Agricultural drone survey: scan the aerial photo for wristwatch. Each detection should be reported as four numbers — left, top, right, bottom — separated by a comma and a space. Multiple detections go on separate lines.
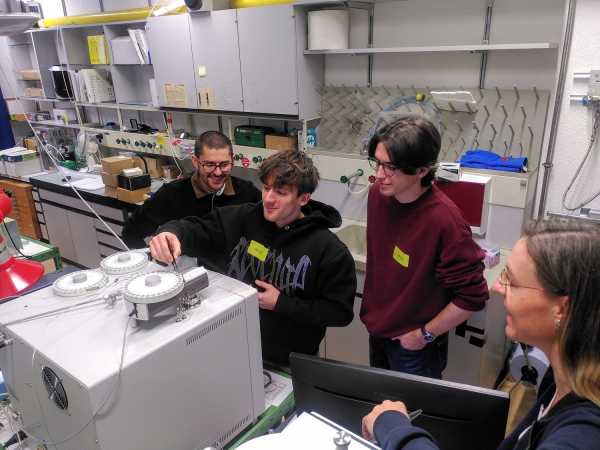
421, 326, 436, 343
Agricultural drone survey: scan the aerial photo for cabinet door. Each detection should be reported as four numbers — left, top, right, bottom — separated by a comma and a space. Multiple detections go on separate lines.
42, 203, 77, 263
146, 14, 198, 109
67, 211, 103, 269
237, 5, 299, 115
190, 10, 244, 112
323, 272, 369, 366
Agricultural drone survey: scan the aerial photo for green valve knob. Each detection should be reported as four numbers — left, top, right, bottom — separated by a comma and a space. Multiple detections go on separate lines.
340, 169, 364, 184
252, 156, 258, 163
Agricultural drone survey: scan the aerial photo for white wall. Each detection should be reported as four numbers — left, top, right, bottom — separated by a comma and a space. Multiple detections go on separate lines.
318, 0, 565, 221
539, 0, 600, 215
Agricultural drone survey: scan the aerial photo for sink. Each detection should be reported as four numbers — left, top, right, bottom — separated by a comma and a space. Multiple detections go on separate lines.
334, 224, 367, 271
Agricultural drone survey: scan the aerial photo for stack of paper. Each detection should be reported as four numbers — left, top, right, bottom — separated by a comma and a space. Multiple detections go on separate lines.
128, 29, 150, 65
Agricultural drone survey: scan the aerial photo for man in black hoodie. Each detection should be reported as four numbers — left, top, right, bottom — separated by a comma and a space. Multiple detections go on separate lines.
150, 150, 357, 365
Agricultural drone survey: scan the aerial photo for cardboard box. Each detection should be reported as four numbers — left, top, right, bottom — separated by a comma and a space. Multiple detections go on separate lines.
24, 87, 43, 98
104, 186, 118, 198
20, 69, 40, 80
117, 187, 150, 204
23, 138, 37, 151
101, 156, 134, 174
266, 134, 298, 151
133, 156, 163, 178
101, 172, 119, 187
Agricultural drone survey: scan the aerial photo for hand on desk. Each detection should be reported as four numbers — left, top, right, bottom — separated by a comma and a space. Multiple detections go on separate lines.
362, 400, 409, 441
149, 232, 181, 263
255, 279, 280, 310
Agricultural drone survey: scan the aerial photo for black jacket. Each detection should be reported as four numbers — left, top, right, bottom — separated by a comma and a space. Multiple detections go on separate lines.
122, 176, 261, 249
158, 200, 357, 364
373, 383, 600, 450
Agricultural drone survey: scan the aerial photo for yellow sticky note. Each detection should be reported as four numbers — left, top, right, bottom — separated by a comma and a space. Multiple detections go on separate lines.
393, 246, 410, 268
156, 134, 166, 145
248, 240, 269, 262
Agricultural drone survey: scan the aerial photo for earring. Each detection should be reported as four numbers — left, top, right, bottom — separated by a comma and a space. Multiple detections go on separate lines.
555, 318, 562, 330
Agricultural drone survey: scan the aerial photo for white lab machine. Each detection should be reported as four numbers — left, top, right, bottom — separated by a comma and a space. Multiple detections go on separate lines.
0, 256, 264, 450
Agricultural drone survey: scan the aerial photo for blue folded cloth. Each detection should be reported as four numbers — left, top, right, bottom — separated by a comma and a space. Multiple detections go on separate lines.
458, 149, 527, 173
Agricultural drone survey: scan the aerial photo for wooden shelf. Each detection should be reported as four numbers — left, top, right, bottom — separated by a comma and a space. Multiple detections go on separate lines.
304, 42, 559, 55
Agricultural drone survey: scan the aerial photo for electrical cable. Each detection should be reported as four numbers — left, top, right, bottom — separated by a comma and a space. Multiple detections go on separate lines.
1, 222, 31, 259
561, 103, 600, 211
263, 371, 272, 389
25, 315, 134, 447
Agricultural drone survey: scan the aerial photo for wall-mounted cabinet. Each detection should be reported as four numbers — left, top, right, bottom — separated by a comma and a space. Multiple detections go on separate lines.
189, 10, 244, 112
146, 14, 197, 109
147, 6, 323, 118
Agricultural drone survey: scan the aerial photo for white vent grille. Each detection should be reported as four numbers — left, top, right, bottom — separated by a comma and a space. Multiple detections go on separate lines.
217, 415, 251, 446
185, 306, 243, 346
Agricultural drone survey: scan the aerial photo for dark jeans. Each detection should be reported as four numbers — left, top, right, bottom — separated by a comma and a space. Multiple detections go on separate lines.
369, 333, 449, 379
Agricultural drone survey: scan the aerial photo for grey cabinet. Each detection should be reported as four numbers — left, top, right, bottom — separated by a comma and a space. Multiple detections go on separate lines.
146, 14, 198, 109
237, 5, 299, 115
43, 203, 77, 263
323, 272, 369, 366
189, 10, 244, 112
67, 211, 103, 268
146, 6, 322, 117
237, 4, 323, 118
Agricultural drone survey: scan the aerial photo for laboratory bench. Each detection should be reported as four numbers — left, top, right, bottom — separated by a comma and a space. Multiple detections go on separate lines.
27, 171, 146, 269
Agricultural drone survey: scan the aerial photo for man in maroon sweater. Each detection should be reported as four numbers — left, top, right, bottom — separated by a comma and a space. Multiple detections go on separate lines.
361, 115, 489, 379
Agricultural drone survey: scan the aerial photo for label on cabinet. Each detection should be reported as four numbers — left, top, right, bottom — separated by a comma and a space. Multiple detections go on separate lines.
164, 84, 187, 108
198, 87, 216, 109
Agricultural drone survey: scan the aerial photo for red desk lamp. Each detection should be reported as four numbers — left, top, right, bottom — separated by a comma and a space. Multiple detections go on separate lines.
0, 189, 44, 300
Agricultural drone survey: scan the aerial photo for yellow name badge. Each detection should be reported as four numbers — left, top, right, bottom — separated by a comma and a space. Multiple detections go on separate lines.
393, 246, 410, 268
248, 240, 269, 262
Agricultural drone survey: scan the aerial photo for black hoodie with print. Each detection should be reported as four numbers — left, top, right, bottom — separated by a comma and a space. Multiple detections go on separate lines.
158, 200, 357, 364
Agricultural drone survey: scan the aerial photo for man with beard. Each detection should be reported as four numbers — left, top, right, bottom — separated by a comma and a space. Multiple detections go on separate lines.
122, 131, 261, 251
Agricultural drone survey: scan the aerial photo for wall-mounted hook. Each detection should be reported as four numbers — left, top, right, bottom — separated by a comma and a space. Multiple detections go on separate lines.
500, 104, 508, 120
520, 105, 527, 120
483, 105, 490, 119
495, 86, 502, 99
513, 86, 520, 102
533, 86, 540, 103
449, 102, 457, 113
472, 122, 480, 135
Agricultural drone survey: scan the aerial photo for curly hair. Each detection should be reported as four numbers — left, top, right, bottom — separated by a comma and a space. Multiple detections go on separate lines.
258, 150, 319, 195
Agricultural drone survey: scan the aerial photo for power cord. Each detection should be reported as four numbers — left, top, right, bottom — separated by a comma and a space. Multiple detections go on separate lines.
561, 103, 600, 211
1, 222, 31, 260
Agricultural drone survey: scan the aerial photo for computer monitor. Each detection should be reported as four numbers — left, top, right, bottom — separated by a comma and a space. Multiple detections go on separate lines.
290, 353, 509, 450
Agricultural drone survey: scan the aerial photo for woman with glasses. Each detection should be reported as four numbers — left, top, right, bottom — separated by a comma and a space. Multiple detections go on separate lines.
362, 218, 600, 450
122, 130, 261, 251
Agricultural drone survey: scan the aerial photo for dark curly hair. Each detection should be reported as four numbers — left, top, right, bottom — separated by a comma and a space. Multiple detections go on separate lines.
258, 150, 319, 195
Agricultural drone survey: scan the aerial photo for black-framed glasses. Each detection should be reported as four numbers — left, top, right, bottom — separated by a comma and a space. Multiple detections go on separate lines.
498, 267, 544, 291
368, 157, 401, 177
199, 161, 233, 173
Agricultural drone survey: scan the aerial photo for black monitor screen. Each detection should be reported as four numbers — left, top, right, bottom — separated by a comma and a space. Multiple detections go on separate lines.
290, 353, 509, 450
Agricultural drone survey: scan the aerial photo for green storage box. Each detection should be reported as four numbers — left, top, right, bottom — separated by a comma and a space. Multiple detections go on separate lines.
234, 126, 274, 148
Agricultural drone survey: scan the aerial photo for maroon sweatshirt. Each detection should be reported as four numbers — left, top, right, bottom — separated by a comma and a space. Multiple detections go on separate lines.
360, 183, 489, 338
